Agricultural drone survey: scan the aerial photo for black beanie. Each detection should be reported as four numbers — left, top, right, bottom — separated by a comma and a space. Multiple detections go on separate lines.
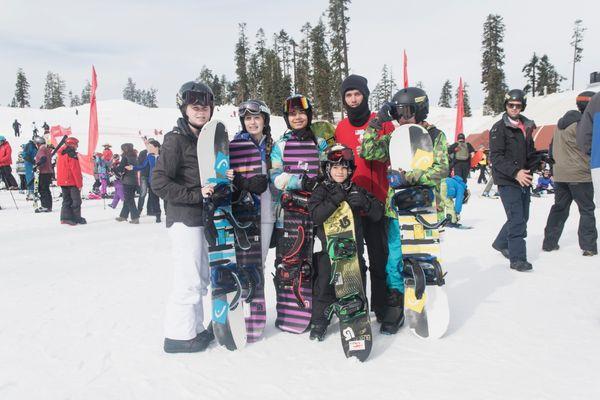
341, 74, 371, 127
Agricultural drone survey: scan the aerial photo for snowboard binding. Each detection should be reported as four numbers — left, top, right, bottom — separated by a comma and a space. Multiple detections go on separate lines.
281, 191, 310, 215
326, 293, 367, 323
403, 255, 446, 301
327, 237, 357, 261
210, 263, 243, 310
273, 260, 312, 308
392, 185, 434, 212
239, 264, 263, 303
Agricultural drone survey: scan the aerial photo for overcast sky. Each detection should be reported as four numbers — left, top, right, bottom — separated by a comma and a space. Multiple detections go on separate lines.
2, 0, 599, 110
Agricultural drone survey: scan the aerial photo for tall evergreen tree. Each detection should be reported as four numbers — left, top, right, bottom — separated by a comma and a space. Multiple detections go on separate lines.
295, 23, 312, 97
455, 81, 472, 117
438, 79, 453, 107
261, 48, 288, 115
43, 72, 66, 109
537, 54, 565, 95
234, 23, 251, 103
328, 0, 351, 113
570, 19, 585, 90
68, 91, 81, 107
522, 53, 539, 96
123, 78, 138, 102
13, 68, 30, 108
81, 81, 91, 104
481, 14, 507, 115
370, 64, 397, 110
310, 19, 334, 121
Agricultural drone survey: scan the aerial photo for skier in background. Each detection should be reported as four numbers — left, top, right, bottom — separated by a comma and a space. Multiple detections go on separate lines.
13, 119, 21, 137
22, 138, 38, 199
33, 136, 54, 212
136, 145, 150, 215
440, 175, 469, 228
532, 169, 555, 196
334, 74, 394, 323
56, 137, 85, 225
0, 136, 19, 190
109, 154, 124, 209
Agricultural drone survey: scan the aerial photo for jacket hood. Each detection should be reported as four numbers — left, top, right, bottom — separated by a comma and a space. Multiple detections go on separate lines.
557, 110, 581, 130
502, 113, 535, 130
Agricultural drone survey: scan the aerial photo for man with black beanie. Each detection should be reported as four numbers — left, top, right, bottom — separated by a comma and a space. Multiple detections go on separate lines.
334, 74, 394, 322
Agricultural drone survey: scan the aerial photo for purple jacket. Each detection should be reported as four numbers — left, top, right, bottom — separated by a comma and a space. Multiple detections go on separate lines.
34, 145, 54, 174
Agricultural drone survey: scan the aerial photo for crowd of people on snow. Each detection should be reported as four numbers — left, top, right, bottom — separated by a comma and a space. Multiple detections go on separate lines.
1, 76, 598, 354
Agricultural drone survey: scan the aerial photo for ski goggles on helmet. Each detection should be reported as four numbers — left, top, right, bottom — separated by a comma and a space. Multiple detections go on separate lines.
326, 146, 354, 163
239, 100, 270, 117
182, 90, 213, 107
284, 95, 310, 113
393, 103, 417, 120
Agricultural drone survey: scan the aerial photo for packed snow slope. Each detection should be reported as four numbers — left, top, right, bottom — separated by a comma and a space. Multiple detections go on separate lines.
1, 181, 599, 400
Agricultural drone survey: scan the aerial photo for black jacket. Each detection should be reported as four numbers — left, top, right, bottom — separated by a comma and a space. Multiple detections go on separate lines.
308, 181, 383, 260
151, 118, 204, 227
489, 113, 537, 187
116, 154, 138, 186
137, 150, 150, 178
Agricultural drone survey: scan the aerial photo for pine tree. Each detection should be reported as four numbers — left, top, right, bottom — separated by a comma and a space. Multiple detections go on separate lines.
310, 19, 334, 121
247, 28, 267, 99
142, 88, 158, 107
570, 19, 585, 90
81, 81, 91, 104
522, 53, 539, 96
328, 0, 351, 113
370, 65, 397, 110
43, 72, 65, 109
13, 68, 30, 108
438, 80, 453, 107
261, 48, 287, 115
123, 78, 138, 102
537, 54, 565, 95
455, 81, 472, 117
69, 91, 81, 107
295, 23, 312, 97
481, 14, 507, 115
234, 23, 251, 103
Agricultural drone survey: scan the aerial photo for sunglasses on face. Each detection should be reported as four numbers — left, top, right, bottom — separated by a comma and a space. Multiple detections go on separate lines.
507, 103, 522, 110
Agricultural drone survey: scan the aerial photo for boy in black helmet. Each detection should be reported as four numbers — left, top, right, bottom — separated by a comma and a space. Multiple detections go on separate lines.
152, 81, 232, 353
489, 89, 537, 272
307, 144, 383, 341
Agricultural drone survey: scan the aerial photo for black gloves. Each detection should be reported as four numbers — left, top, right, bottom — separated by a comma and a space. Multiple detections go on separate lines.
346, 189, 370, 211
233, 172, 269, 194
368, 102, 397, 130
327, 182, 346, 205
301, 175, 320, 192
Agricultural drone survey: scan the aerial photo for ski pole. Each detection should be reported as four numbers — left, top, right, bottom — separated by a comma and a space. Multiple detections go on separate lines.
8, 188, 18, 210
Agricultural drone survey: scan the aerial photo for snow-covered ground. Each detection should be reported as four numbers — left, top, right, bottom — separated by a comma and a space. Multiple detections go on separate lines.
1, 179, 600, 400
2, 90, 600, 399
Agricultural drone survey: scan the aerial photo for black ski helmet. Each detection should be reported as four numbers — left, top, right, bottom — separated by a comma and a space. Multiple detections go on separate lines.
504, 89, 528, 111
238, 99, 271, 136
176, 81, 215, 120
576, 91, 596, 113
322, 143, 355, 180
283, 94, 313, 130
391, 87, 429, 123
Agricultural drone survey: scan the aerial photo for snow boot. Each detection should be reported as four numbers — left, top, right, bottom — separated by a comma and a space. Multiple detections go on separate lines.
309, 323, 328, 342
492, 243, 510, 259
156, 214, 161, 223
61, 219, 77, 226
35, 207, 50, 213
76, 217, 87, 225
510, 260, 533, 272
380, 289, 405, 335
115, 217, 126, 222
542, 244, 559, 252
583, 250, 597, 256
129, 218, 139, 224
164, 325, 215, 354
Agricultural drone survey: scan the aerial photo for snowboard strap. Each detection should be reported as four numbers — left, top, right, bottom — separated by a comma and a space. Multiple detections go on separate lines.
407, 260, 426, 300
240, 264, 262, 303
327, 237, 357, 285
326, 293, 367, 323
210, 263, 243, 310
222, 209, 252, 250
281, 191, 310, 215
282, 225, 305, 261
274, 260, 311, 308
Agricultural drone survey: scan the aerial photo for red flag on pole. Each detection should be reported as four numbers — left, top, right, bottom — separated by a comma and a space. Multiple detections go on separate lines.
455, 77, 464, 142
403, 50, 409, 88
78, 66, 99, 175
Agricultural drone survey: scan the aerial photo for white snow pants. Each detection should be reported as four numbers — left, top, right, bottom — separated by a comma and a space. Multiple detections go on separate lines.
164, 223, 210, 340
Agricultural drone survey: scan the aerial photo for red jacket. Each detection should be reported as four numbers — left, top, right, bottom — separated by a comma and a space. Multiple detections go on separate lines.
0, 141, 12, 167
56, 147, 83, 189
102, 148, 113, 162
335, 113, 394, 203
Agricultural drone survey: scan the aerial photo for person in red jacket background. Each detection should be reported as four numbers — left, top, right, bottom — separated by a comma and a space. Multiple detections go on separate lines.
0, 136, 19, 189
56, 137, 85, 225
334, 74, 394, 322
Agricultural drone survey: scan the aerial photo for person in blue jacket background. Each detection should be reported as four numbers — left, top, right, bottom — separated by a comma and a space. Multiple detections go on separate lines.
441, 175, 469, 227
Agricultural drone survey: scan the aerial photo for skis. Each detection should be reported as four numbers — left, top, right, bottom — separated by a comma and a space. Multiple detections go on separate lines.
389, 124, 450, 340
324, 201, 372, 362
198, 119, 246, 351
